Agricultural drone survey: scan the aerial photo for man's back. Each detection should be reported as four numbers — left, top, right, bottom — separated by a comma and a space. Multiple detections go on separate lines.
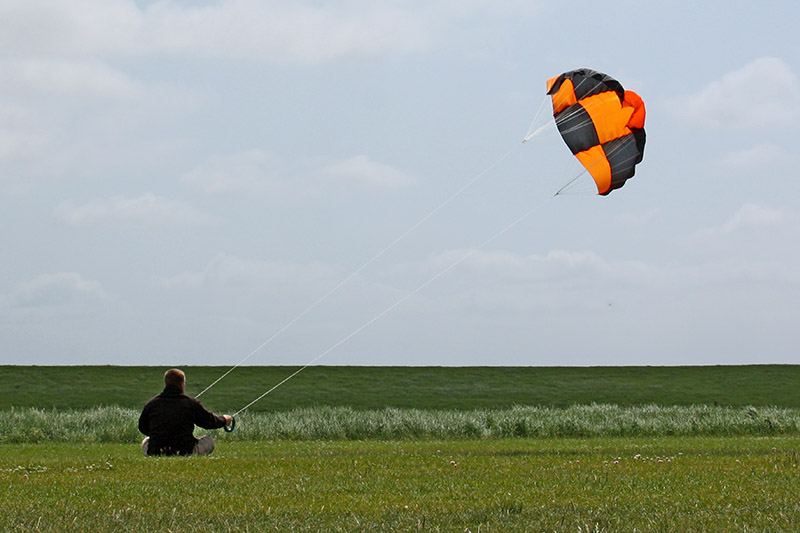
139, 385, 226, 455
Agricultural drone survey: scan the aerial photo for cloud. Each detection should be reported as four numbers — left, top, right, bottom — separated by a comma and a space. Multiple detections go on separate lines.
140, 0, 432, 64
183, 151, 416, 196
12, 272, 110, 308
0, 127, 44, 162
385, 247, 655, 314
717, 143, 791, 170
2, 58, 144, 99
180, 150, 286, 194
686, 204, 800, 281
678, 57, 800, 130
0, 0, 141, 57
318, 155, 416, 189
392, 237, 800, 320
54, 193, 213, 227
0, 0, 539, 64
163, 253, 337, 290
694, 203, 793, 240
0, 58, 206, 192
0, 103, 47, 159
426, 248, 648, 284
613, 208, 662, 228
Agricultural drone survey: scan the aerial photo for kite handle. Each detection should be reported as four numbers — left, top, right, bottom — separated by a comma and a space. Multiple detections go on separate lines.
224, 416, 235, 433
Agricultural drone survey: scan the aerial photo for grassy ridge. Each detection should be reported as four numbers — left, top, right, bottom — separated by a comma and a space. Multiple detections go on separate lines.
3, 438, 799, 531
3, 405, 800, 444
2, 365, 799, 412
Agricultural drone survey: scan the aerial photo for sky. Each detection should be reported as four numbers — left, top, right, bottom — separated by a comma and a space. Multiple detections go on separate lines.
1, 0, 799, 368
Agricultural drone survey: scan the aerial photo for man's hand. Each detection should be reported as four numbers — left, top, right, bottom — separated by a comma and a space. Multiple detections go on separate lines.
223, 415, 233, 426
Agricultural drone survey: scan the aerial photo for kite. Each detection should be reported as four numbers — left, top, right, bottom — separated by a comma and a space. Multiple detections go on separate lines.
547, 68, 646, 195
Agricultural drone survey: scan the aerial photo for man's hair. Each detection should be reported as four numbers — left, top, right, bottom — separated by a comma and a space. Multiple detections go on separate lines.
164, 368, 186, 388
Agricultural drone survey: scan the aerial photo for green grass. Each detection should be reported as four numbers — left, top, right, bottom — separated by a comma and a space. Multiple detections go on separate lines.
2, 365, 799, 412
2, 437, 799, 531
3, 366, 799, 530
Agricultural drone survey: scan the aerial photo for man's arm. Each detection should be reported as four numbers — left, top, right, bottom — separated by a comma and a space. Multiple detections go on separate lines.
191, 398, 229, 430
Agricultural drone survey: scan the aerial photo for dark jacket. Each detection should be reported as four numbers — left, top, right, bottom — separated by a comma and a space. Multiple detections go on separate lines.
138, 385, 226, 455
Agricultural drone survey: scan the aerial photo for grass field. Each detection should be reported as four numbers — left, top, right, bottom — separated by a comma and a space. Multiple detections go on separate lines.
2, 365, 799, 530
3, 437, 799, 531
2, 364, 799, 412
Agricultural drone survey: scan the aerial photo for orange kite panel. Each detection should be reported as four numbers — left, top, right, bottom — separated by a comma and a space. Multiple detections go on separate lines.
580, 92, 633, 145
575, 145, 612, 195
548, 78, 577, 115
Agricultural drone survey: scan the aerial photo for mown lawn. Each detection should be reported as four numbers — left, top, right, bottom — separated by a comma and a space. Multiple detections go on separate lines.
2, 437, 799, 531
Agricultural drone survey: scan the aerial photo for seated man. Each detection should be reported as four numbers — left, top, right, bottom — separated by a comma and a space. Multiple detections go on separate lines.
139, 368, 232, 456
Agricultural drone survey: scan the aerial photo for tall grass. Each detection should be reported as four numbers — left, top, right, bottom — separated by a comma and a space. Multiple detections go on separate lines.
2, 404, 799, 443
0, 406, 136, 444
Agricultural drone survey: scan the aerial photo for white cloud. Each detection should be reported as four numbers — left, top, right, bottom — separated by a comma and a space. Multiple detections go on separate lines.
163, 253, 337, 290
318, 155, 416, 189
717, 143, 791, 170
613, 208, 662, 228
426, 248, 648, 284
0, 0, 539, 64
0, 128, 44, 162
181, 149, 286, 194
183, 151, 416, 196
0, 103, 46, 162
685, 204, 800, 284
678, 57, 800, 129
388, 247, 655, 314
54, 193, 213, 227
142, 0, 540, 64
394, 239, 800, 319
12, 272, 110, 308
2, 58, 144, 99
0, 57, 206, 192
694, 203, 792, 240
0, 0, 141, 57
140, 0, 432, 64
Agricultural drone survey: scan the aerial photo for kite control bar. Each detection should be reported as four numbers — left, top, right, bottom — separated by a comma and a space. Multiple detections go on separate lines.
224, 416, 236, 433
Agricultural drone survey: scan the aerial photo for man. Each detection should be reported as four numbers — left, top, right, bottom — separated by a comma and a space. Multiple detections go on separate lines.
139, 368, 232, 456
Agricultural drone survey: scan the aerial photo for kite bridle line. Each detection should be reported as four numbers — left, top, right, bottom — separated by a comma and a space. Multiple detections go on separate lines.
522, 95, 551, 142
196, 100, 552, 401
554, 172, 588, 196
554, 134, 646, 196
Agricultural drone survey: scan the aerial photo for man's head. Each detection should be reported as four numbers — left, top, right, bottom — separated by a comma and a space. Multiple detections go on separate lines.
164, 368, 186, 391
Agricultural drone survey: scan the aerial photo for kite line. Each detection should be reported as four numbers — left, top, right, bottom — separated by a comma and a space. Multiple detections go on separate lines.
228, 158, 610, 416
197, 94, 617, 404
230, 192, 558, 417
196, 105, 554, 400
202, 68, 647, 420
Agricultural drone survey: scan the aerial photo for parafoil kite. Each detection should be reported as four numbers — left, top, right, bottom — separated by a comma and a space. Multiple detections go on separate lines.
547, 68, 646, 195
